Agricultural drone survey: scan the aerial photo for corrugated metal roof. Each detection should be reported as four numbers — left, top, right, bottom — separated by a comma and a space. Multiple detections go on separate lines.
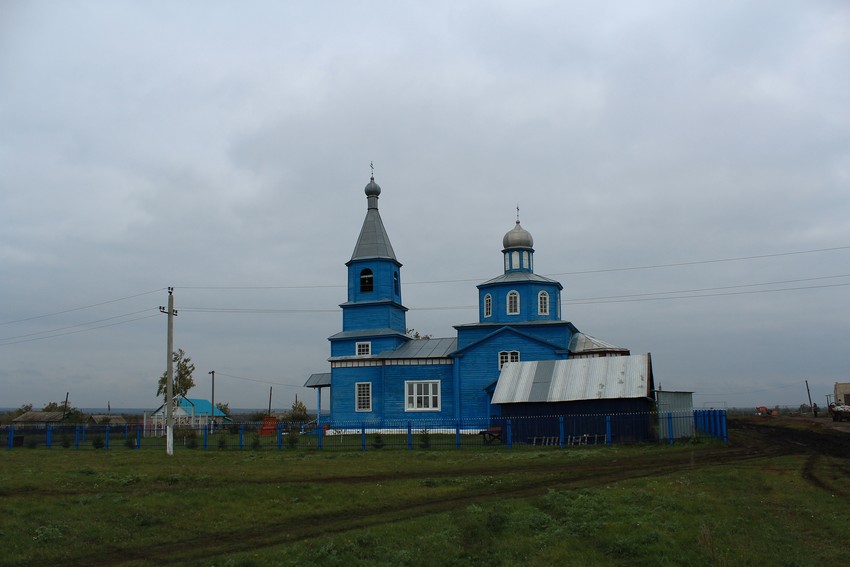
375, 337, 457, 359
569, 332, 629, 354
305, 372, 331, 388
492, 354, 652, 404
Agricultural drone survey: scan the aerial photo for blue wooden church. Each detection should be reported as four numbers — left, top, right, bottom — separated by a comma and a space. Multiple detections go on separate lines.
306, 175, 648, 424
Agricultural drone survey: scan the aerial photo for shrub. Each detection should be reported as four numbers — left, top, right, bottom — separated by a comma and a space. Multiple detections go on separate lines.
419, 429, 431, 449
60, 435, 71, 448
287, 430, 300, 449
372, 433, 385, 449
218, 435, 227, 450
125, 436, 137, 449
92, 436, 104, 450
250, 433, 262, 450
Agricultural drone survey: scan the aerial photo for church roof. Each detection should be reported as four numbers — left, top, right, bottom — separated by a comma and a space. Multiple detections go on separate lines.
569, 332, 629, 355
349, 176, 397, 262
478, 271, 562, 287
375, 337, 457, 359
492, 354, 653, 404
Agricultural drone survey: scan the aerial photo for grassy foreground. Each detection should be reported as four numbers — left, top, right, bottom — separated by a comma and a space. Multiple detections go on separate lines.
1, 426, 848, 566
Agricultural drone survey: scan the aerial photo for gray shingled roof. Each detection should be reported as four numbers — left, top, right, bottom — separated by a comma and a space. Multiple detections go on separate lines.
350, 208, 397, 262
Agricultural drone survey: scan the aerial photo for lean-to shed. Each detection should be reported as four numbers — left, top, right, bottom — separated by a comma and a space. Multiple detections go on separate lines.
492, 354, 655, 442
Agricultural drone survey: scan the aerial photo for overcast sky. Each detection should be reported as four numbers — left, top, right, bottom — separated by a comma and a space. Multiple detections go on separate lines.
1, 1, 848, 412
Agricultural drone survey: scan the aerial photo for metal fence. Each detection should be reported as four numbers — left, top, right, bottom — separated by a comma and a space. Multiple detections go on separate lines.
4, 410, 726, 451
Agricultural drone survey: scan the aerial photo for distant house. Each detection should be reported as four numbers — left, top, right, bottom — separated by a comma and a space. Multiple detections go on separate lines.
11, 411, 66, 428
146, 396, 229, 435
88, 414, 128, 426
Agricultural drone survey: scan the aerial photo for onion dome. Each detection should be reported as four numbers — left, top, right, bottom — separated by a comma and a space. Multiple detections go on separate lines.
502, 220, 534, 249
365, 176, 381, 197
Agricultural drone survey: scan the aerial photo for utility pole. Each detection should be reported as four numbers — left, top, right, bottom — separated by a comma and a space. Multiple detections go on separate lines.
805, 379, 813, 414
208, 370, 215, 433
159, 288, 177, 456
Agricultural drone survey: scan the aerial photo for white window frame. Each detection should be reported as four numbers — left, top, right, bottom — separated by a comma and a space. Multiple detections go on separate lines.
498, 350, 520, 370
405, 380, 441, 412
355, 382, 372, 412
356, 341, 371, 357
484, 294, 492, 318
538, 291, 549, 315
507, 290, 519, 315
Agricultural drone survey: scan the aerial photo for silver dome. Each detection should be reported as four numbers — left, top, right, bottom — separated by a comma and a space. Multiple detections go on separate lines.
502, 221, 533, 249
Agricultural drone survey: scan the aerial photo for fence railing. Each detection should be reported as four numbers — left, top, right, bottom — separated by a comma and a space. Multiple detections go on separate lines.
4, 410, 726, 451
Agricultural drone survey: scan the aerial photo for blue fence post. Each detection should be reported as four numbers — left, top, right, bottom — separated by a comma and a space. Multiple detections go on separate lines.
124, 424, 129, 441
667, 412, 674, 446
105, 425, 110, 450
7, 425, 14, 450
605, 415, 612, 446
277, 423, 283, 450
506, 419, 512, 449
721, 410, 728, 444
203, 423, 208, 450
75, 426, 80, 449
361, 423, 366, 451
136, 426, 141, 449
559, 416, 565, 448
318, 423, 323, 450
455, 422, 461, 449
407, 422, 413, 450
46, 425, 52, 449
239, 424, 244, 450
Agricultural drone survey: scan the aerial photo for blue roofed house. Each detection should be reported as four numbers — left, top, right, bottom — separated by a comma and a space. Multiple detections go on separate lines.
306, 174, 655, 427
147, 396, 230, 435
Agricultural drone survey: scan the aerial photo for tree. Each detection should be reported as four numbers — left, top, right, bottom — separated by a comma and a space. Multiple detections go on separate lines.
156, 348, 196, 402
287, 399, 309, 422
41, 401, 87, 422
215, 402, 231, 418
406, 328, 432, 340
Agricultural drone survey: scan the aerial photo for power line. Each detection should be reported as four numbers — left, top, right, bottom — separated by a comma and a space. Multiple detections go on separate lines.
0, 288, 165, 326
566, 282, 850, 305
215, 372, 306, 389
0, 309, 157, 342
0, 313, 160, 347
173, 244, 850, 288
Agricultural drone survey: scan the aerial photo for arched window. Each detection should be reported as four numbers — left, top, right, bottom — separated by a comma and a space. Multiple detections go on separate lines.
507, 291, 519, 315
538, 291, 549, 315
498, 350, 520, 369
360, 269, 373, 293
393, 272, 399, 295
484, 294, 492, 318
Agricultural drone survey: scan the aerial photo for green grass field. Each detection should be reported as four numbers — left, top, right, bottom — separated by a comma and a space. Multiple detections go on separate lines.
1, 419, 848, 566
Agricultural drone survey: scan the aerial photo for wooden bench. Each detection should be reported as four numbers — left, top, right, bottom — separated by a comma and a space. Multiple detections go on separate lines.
479, 426, 502, 444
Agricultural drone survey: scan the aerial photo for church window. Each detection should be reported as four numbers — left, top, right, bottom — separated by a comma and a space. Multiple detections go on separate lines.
504, 254, 510, 271
511, 251, 520, 270
498, 350, 520, 370
484, 294, 492, 318
507, 291, 519, 315
393, 272, 399, 295
538, 291, 549, 315
405, 381, 441, 411
356, 342, 371, 357
360, 269, 373, 292
522, 251, 529, 269
355, 382, 372, 412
